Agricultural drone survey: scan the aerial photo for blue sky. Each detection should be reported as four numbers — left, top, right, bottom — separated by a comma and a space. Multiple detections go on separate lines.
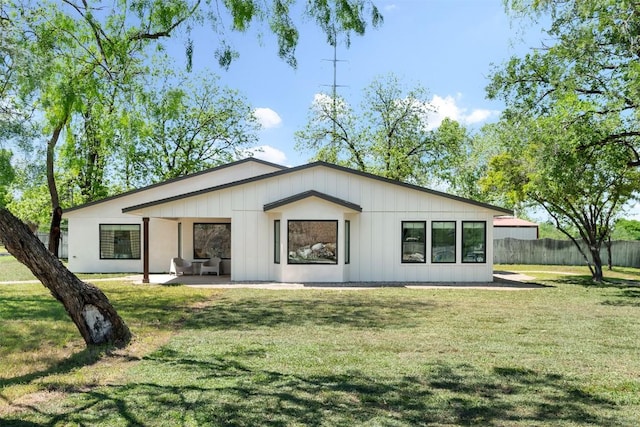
171, 0, 544, 167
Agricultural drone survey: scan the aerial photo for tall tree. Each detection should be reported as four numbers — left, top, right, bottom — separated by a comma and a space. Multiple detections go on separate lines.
295, 73, 463, 186
0, 0, 382, 347
482, 113, 640, 281
489, 0, 640, 166
122, 73, 260, 186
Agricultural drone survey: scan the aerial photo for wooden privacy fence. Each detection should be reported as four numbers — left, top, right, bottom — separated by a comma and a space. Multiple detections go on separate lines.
494, 238, 640, 268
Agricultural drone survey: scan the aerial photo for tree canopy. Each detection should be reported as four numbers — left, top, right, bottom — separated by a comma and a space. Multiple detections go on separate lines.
489, 0, 640, 166
295, 73, 464, 186
482, 113, 640, 281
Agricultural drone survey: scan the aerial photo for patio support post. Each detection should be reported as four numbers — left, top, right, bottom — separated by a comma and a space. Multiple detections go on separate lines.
143, 217, 149, 283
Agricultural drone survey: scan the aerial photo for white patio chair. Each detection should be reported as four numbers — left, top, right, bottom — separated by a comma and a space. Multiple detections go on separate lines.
200, 257, 221, 276
169, 257, 193, 275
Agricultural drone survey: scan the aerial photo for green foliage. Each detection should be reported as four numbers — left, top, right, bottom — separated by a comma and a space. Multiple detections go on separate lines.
7, 184, 53, 230
2, 0, 383, 211
482, 113, 640, 280
0, 149, 15, 208
612, 218, 640, 241
295, 73, 464, 186
487, 0, 640, 280
492, 0, 640, 167
447, 123, 520, 207
117, 72, 260, 187
538, 221, 573, 239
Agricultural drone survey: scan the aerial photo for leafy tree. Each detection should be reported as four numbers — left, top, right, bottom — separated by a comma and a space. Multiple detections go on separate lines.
0, 0, 382, 348
612, 219, 640, 241
121, 73, 260, 187
482, 114, 640, 281
489, 0, 640, 167
447, 123, 517, 207
538, 221, 573, 240
295, 73, 463, 186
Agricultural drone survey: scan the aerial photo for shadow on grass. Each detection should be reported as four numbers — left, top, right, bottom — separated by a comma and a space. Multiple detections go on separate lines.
0, 346, 107, 389
551, 276, 640, 307
0, 294, 70, 322
1, 353, 621, 426
182, 294, 440, 330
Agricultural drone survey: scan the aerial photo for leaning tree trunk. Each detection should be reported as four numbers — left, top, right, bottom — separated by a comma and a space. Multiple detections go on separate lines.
0, 208, 131, 347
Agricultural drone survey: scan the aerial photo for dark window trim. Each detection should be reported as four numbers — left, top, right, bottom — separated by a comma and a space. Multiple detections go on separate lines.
99, 223, 141, 260
193, 222, 231, 260
431, 221, 457, 264
345, 220, 351, 265
401, 221, 426, 264
274, 220, 281, 264
461, 221, 487, 264
287, 220, 338, 265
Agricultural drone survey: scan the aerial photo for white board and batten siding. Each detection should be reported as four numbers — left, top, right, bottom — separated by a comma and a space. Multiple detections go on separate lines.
65, 160, 509, 282
125, 164, 500, 282
65, 159, 283, 273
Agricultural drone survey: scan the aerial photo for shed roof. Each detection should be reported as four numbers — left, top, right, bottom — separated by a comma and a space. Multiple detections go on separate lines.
493, 216, 538, 227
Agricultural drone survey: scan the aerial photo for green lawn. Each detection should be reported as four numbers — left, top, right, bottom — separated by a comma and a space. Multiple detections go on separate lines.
0, 264, 639, 425
0, 252, 126, 282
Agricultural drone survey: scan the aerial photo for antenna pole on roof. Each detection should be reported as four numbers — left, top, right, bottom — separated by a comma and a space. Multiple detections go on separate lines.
322, 26, 347, 145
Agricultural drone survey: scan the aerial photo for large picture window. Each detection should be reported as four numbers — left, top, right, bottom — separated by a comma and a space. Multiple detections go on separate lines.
194, 223, 231, 259
288, 220, 338, 264
100, 224, 141, 259
432, 221, 456, 263
462, 221, 486, 263
402, 221, 426, 263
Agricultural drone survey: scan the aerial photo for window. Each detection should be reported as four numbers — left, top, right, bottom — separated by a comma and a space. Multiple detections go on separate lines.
345, 220, 351, 264
274, 220, 281, 264
288, 220, 338, 264
402, 221, 426, 263
462, 221, 486, 263
194, 223, 231, 259
432, 221, 456, 263
100, 224, 141, 259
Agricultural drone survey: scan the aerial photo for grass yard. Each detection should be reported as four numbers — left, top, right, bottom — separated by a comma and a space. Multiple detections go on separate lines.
0, 251, 125, 282
0, 263, 639, 425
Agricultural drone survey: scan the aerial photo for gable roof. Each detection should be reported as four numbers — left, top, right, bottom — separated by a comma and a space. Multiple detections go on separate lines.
122, 161, 512, 215
263, 190, 363, 212
65, 157, 287, 213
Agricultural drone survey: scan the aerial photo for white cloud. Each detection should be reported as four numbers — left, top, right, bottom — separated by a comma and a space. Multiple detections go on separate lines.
427, 94, 499, 130
253, 107, 282, 129
312, 93, 348, 111
244, 145, 288, 165
384, 4, 397, 12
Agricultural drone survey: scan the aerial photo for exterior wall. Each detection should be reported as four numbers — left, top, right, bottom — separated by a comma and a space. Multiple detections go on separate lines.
494, 226, 538, 240
68, 216, 176, 273
67, 163, 504, 282
349, 212, 495, 283
65, 160, 280, 274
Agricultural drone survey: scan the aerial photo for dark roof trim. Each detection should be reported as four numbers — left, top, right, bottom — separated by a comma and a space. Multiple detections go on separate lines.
65, 157, 287, 213
123, 161, 512, 215
264, 190, 362, 212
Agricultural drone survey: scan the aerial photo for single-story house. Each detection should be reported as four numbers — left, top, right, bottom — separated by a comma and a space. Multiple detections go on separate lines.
65, 158, 512, 283
493, 216, 539, 240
